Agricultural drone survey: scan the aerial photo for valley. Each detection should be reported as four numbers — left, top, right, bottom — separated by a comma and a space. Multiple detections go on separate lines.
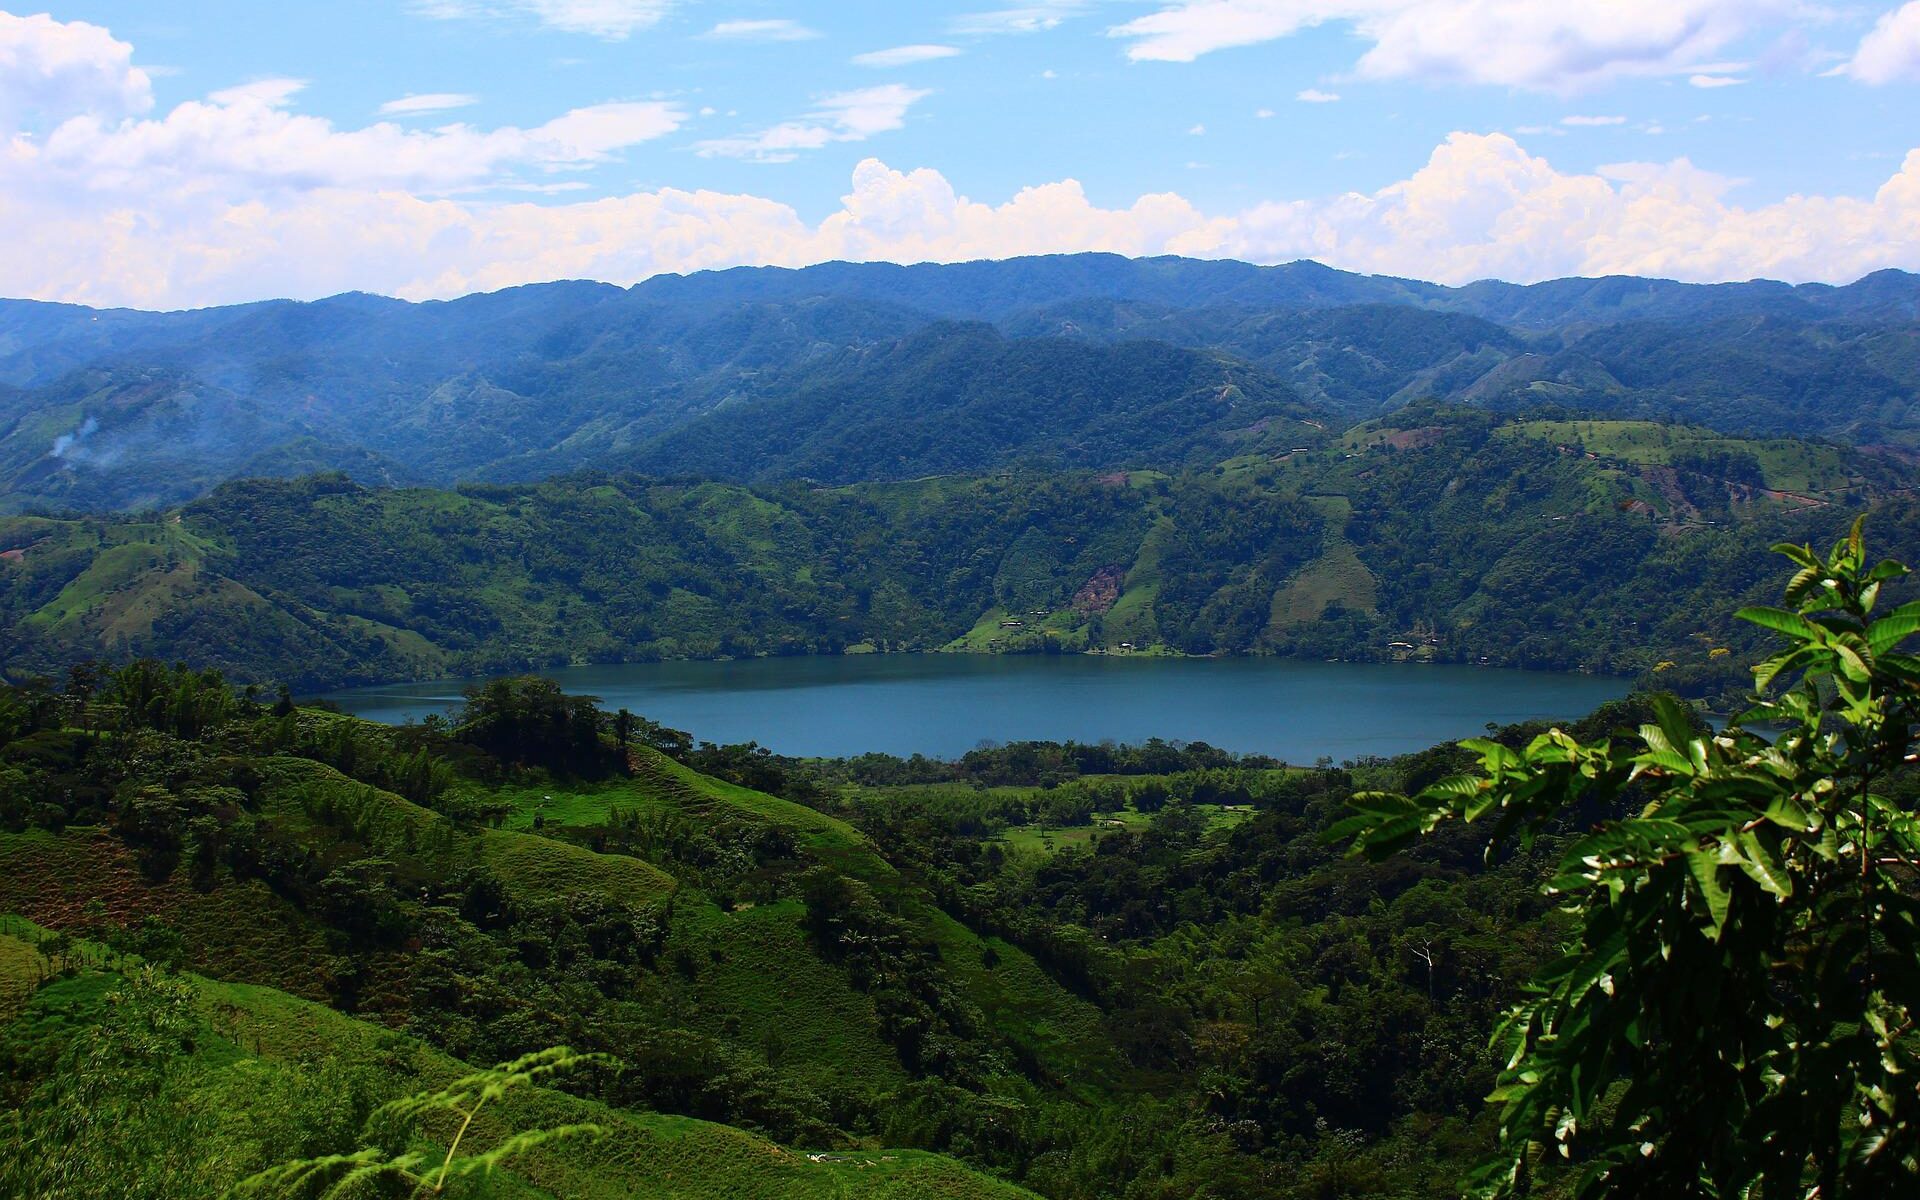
4, 257, 1920, 1200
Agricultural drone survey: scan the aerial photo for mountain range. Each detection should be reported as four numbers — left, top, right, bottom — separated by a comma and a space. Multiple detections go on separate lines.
3, 254, 1919, 512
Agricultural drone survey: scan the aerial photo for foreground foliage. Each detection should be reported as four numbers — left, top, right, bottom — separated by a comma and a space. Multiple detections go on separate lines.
1339, 520, 1920, 1196
241, 1047, 607, 1199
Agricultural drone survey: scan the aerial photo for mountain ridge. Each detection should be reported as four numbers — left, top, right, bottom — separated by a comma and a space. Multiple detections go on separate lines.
3, 253, 1920, 514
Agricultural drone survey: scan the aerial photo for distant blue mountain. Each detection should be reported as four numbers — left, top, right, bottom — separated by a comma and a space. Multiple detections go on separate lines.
1, 254, 1917, 510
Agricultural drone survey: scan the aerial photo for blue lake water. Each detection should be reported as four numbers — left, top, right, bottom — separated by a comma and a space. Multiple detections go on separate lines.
319, 654, 1629, 762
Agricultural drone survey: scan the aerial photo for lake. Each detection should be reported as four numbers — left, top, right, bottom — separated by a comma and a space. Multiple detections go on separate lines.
319, 654, 1628, 762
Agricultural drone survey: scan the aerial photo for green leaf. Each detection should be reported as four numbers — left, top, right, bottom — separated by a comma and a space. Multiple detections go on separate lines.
1769, 541, 1818, 568
1735, 606, 1822, 643
1685, 848, 1732, 935
1867, 608, 1920, 656
1732, 831, 1792, 899
1761, 793, 1816, 833
1783, 565, 1824, 605
1649, 694, 1698, 757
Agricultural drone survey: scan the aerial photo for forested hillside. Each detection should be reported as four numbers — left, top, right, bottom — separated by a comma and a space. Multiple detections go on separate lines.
4, 254, 1919, 511
0, 659, 1688, 1199
4, 409, 1913, 697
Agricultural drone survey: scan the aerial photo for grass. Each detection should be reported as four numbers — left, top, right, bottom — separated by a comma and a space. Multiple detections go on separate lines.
479, 828, 678, 905
1269, 539, 1378, 627
997, 804, 1253, 856
1098, 514, 1177, 649
1497, 419, 1871, 494
1266, 493, 1377, 627
0, 828, 339, 1001
24, 538, 183, 631
453, 749, 1120, 1090
0, 931, 42, 1025
0, 726, 1125, 1177
999, 816, 1138, 855
623, 752, 1123, 1086
669, 899, 914, 1095
1, 956, 1040, 1200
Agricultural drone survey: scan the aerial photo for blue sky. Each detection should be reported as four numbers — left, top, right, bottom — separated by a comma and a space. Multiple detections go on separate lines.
5, 2, 1920, 306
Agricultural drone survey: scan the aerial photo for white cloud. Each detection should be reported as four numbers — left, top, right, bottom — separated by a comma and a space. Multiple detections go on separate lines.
1255, 107, 1276, 117
11, 132, 1920, 311
6, 11, 1920, 311
410, 0, 676, 40
1108, 1, 1777, 93
853, 44, 963, 68
1561, 115, 1627, 126
704, 19, 820, 41
695, 84, 930, 162
950, 3, 1091, 36
379, 92, 482, 116
1689, 73, 1745, 87
1189, 123, 1207, 134
1297, 88, 1340, 102
0, 10, 152, 128
1840, 1, 1920, 84
5, 71, 681, 197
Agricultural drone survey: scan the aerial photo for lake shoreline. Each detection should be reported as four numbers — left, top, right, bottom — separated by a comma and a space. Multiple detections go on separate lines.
318, 653, 1633, 764
303, 642, 1640, 704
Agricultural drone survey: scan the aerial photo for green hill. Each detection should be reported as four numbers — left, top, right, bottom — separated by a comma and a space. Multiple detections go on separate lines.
0, 666, 1130, 1198
6, 660, 1734, 1198
4, 410, 1916, 701
0, 920, 1036, 1199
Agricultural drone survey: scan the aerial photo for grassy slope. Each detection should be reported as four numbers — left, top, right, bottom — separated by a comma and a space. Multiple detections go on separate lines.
1269, 495, 1379, 627
629, 751, 1120, 1088
0, 727, 1120, 1185
1496, 419, 1874, 495
0, 935, 1037, 1200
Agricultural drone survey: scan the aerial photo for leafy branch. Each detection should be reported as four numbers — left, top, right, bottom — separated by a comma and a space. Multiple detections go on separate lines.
1333, 517, 1920, 1198
238, 1047, 610, 1199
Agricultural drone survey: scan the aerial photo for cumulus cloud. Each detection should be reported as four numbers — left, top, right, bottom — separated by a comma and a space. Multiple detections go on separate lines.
1108, 1, 1777, 92
1689, 73, 1745, 87
6, 79, 681, 196
1840, 1, 1920, 84
10, 131, 1920, 311
853, 44, 963, 68
410, 0, 676, 40
695, 84, 930, 162
704, 19, 820, 41
5, 9, 1920, 311
0, 9, 152, 127
379, 92, 481, 116
1561, 115, 1627, 126
1297, 88, 1340, 102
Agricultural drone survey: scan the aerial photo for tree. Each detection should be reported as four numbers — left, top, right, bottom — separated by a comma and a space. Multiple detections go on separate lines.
454, 677, 616, 777
1336, 518, 1920, 1197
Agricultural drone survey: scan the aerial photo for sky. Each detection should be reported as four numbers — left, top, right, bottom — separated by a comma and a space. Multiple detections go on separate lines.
3, 1, 1920, 308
